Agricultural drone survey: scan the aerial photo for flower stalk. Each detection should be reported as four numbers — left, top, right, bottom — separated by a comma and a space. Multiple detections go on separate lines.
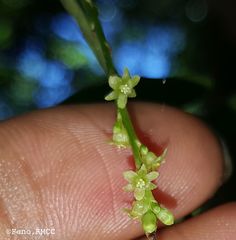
61, 0, 174, 235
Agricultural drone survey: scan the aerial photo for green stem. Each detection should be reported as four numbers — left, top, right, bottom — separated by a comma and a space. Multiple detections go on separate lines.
118, 108, 142, 169
61, 0, 142, 169
60, 0, 116, 76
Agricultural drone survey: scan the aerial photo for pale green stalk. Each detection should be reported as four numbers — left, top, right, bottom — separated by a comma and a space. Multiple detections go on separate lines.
60, 0, 115, 77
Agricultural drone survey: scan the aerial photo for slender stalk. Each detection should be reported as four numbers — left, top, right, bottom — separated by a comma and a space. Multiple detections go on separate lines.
60, 0, 116, 76
118, 108, 142, 169
61, 0, 142, 169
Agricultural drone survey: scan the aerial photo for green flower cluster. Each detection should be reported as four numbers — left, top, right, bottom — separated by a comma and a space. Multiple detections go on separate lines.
139, 144, 167, 172
105, 68, 174, 235
126, 197, 174, 234
123, 143, 174, 234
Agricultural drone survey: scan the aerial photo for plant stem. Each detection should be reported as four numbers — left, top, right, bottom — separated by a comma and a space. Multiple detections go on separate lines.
61, 0, 142, 169
118, 108, 142, 169
60, 0, 116, 76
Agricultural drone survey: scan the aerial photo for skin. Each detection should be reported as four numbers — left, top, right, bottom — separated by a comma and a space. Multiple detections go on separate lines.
0, 103, 235, 240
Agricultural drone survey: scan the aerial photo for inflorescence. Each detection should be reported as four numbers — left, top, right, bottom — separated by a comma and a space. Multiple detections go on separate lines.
105, 68, 174, 236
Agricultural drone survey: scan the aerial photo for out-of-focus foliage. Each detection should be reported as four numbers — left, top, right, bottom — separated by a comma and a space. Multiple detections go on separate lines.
0, 0, 235, 205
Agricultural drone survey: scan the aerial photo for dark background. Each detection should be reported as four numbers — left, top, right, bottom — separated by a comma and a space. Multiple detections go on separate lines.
0, 0, 235, 213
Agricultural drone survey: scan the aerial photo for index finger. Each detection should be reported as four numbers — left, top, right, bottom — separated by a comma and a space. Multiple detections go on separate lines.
0, 103, 223, 239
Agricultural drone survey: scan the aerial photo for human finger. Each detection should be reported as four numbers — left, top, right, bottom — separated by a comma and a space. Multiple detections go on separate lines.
0, 103, 224, 239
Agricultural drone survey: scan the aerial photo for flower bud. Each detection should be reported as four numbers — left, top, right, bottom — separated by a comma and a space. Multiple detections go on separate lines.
112, 119, 129, 147
140, 145, 148, 155
146, 152, 157, 164
141, 211, 157, 234
156, 207, 174, 225
156, 148, 167, 164
131, 200, 149, 218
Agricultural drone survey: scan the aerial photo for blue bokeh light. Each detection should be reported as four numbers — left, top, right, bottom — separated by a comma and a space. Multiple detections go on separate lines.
50, 13, 104, 75
101, 10, 123, 42
146, 25, 186, 54
34, 85, 73, 108
114, 24, 186, 79
17, 37, 75, 108
98, 1, 118, 22
16, 6, 186, 111
97, 0, 124, 42
0, 100, 13, 120
114, 42, 142, 75
17, 49, 46, 79
79, 45, 104, 75
17, 38, 46, 79
37, 60, 73, 88
51, 13, 86, 44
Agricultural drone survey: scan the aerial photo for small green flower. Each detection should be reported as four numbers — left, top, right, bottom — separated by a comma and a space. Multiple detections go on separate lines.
125, 197, 150, 219
156, 207, 174, 225
123, 164, 158, 200
140, 145, 167, 171
105, 68, 140, 109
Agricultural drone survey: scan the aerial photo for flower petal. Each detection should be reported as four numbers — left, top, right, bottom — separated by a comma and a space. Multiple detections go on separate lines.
123, 171, 137, 182
139, 164, 147, 175
134, 187, 145, 200
108, 75, 121, 89
130, 75, 140, 87
156, 148, 167, 163
105, 91, 117, 101
146, 171, 159, 181
123, 183, 134, 192
132, 200, 149, 217
128, 89, 136, 98
149, 182, 157, 190
145, 151, 157, 165
117, 93, 127, 109
123, 68, 131, 80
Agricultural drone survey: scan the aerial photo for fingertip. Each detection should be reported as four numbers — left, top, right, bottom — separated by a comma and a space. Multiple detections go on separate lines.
159, 202, 236, 240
